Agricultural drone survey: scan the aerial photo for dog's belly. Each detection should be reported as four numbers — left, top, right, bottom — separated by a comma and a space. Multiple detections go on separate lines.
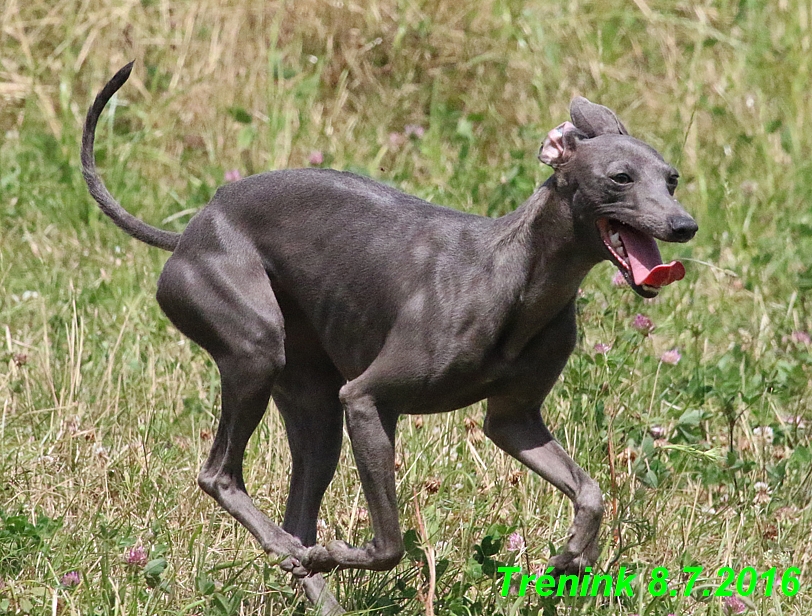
396, 381, 501, 416
376, 342, 560, 416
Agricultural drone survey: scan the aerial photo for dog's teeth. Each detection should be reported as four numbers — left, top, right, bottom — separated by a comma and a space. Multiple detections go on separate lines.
616, 245, 626, 257
610, 232, 621, 247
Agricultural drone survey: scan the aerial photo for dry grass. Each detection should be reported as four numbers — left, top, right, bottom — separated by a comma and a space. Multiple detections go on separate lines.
1, 0, 811, 614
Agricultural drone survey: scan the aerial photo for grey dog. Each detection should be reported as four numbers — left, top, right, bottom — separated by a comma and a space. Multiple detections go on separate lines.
82, 62, 697, 613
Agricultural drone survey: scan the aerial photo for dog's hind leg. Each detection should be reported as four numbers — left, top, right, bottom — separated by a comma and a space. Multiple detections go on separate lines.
156, 247, 307, 566
273, 362, 345, 614
273, 366, 344, 547
157, 248, 346, 614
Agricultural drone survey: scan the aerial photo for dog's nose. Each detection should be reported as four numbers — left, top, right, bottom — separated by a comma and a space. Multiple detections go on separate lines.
668, 216, 698, 242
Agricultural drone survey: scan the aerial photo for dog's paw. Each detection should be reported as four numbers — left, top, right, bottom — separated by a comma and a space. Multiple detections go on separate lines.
279, 555, 310, 578
301, 543, 343, 573
300, 539, 403, 572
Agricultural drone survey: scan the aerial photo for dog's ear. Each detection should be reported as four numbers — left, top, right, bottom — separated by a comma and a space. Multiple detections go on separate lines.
569, 97, 628, 137
538, 121, 581, 168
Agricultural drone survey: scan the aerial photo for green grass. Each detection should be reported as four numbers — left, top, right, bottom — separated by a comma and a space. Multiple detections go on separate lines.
1, 0, 810, 614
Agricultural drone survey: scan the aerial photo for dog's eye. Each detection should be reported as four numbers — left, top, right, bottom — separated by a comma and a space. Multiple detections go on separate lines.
667, 174, 679, 193
611, 173, 633, 185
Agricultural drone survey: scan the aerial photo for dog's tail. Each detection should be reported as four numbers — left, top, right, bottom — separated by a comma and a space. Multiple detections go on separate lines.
81, 62, 180, 252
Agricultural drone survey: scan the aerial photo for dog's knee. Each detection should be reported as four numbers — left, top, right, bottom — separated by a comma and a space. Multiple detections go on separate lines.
338, 381, 361, 406
223, 329, 285, 374
338, 382, 376, 418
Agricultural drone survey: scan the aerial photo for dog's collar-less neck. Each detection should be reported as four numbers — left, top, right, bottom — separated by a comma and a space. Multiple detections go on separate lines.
493, 185, 595, 358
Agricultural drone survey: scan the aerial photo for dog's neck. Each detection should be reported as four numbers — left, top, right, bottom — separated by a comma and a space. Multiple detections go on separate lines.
494, 180, 599, 358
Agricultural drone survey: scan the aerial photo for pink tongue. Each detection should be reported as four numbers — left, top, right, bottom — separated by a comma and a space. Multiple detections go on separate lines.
618, 226, 685, 288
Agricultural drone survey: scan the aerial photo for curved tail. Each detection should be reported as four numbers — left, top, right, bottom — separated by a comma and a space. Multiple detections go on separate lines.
81, 62, 180, 252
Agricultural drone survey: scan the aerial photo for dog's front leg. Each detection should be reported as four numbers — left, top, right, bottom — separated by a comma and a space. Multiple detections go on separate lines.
484, 399, 603, 575
483, 303, 603, 575
303, 380, 405, 572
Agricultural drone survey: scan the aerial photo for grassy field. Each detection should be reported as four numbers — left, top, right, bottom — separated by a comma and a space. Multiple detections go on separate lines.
1, 0, 810, 614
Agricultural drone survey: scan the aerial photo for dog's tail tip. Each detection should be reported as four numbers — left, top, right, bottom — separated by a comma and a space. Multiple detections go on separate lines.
82, 59, 181, 253
113, 61, 135, 85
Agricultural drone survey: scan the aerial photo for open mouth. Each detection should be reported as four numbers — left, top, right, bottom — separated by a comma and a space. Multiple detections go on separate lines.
597, 218, 685, 297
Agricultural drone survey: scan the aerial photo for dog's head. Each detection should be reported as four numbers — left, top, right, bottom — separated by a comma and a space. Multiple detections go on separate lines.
539, 97, 697, 298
